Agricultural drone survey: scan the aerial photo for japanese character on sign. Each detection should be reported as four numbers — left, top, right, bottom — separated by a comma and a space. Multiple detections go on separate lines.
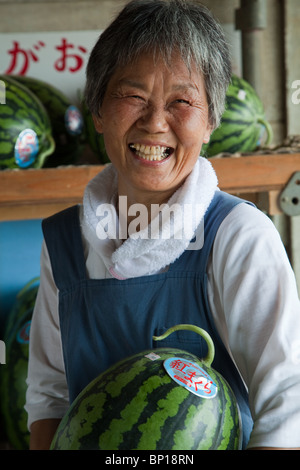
4, 37, 88, 76
54, 38, 88, 73
5, 40, 45, 75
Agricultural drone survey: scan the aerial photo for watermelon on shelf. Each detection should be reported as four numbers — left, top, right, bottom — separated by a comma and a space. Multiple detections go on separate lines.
0, 278, 39, 450
11, 76, 85, 167
51, 324, 241, 450
202, 75, 273, 157
0, 75, 55, 169
81, 101, 110, 164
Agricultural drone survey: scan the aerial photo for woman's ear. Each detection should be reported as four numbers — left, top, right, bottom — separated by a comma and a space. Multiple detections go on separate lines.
92, 114, 103, 133
203, 125, 213, 144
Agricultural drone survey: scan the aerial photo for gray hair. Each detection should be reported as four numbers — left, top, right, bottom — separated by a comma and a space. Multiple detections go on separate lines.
85, 0, 232, 129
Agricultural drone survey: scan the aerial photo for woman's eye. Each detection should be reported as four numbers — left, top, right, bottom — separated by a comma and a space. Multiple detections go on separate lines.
175, 99, 190, 105
129, 95, 144, 101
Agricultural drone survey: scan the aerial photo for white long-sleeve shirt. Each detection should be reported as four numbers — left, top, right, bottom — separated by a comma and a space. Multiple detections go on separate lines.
25, 159, 300, 449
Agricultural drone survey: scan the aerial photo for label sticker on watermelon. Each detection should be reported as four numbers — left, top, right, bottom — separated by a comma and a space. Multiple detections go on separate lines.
145, 352, 161, 361
16, 320, 31, 344
65, 105, 83, 135
238, 89, 247, 100
14, 129, 39, 168
164, 357, 217, 399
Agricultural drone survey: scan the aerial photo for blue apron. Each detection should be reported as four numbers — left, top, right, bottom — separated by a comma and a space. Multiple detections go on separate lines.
42, 190, 253, 448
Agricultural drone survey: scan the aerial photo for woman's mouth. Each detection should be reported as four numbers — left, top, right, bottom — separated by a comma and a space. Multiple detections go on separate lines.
129, 143, 173, 161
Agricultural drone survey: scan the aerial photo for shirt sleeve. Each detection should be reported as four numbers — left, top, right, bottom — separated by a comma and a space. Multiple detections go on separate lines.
25, 240, 69, 430
207, 202, 300, 449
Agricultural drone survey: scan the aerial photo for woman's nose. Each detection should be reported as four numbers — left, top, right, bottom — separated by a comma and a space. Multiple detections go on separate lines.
136, 104, 169, 133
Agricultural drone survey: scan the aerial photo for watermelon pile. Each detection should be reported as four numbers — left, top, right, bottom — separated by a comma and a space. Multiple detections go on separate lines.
203, 75, 273, 157
0, 75, 55, 169
12, 76, 85, 167
51, 324, 241, 450
0, 75, 86, 169
0, 73, 110, 169
0, 278, 39, 449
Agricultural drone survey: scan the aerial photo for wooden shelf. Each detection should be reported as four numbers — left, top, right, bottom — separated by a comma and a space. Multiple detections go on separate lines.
1, 153, 300, 221
0, 165, 105, 220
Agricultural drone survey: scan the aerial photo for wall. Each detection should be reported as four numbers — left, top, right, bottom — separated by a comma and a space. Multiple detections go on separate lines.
0, 0, 128, 32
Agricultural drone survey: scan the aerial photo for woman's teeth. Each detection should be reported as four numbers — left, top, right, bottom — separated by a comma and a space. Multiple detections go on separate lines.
129, 143, 171, 161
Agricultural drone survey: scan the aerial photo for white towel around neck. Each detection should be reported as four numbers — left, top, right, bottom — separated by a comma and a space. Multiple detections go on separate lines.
82, 156, 218, 279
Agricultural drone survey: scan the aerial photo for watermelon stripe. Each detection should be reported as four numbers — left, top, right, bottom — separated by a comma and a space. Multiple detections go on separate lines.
221, 118, 256, 126
175, 397, 216, 450
5, 89, 45, 121
0, 109, 14, 118
136, 380, 188, 450
209, 130, 257, 152
0, 135, 15, 145
174, 403, 204, 449
216, 375, 241, 449
105, 358, 147, 397
12, 76, 71, 110
100, 374, 168, 449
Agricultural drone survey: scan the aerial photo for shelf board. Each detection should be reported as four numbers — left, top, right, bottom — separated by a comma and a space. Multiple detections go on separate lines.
0, 165, 105, 220
211, 152, 300, 193
1, 153, 300, 220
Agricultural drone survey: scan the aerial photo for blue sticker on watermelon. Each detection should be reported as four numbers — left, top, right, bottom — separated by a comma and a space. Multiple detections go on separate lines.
14, 129, 39, 168
64, 105, 83, 135
164, 357, 218, 399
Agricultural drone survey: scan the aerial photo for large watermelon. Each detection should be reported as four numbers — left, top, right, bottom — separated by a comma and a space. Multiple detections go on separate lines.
0, 278, 39, 449
203, 75, 273, 157
0, 75, 55, 169
11, 76, 85, 167
51, 324, 241, 450
81, 101, 110, 164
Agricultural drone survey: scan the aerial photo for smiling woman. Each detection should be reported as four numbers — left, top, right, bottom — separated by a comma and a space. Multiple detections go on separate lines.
91, 52, 212, 203
26, 0, 300, 452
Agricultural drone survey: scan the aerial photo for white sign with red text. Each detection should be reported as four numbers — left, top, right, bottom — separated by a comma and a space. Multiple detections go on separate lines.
0, 31, 100, 103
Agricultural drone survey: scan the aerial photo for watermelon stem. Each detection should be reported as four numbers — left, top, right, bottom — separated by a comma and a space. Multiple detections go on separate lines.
153, 324, 215, 367
257, 117, 273, 146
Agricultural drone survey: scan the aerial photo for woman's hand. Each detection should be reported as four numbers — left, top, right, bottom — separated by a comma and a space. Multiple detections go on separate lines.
30, 418, 61, 450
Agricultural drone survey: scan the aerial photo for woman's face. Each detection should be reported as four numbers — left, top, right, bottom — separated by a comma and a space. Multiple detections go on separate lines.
94, 52, 212, 203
